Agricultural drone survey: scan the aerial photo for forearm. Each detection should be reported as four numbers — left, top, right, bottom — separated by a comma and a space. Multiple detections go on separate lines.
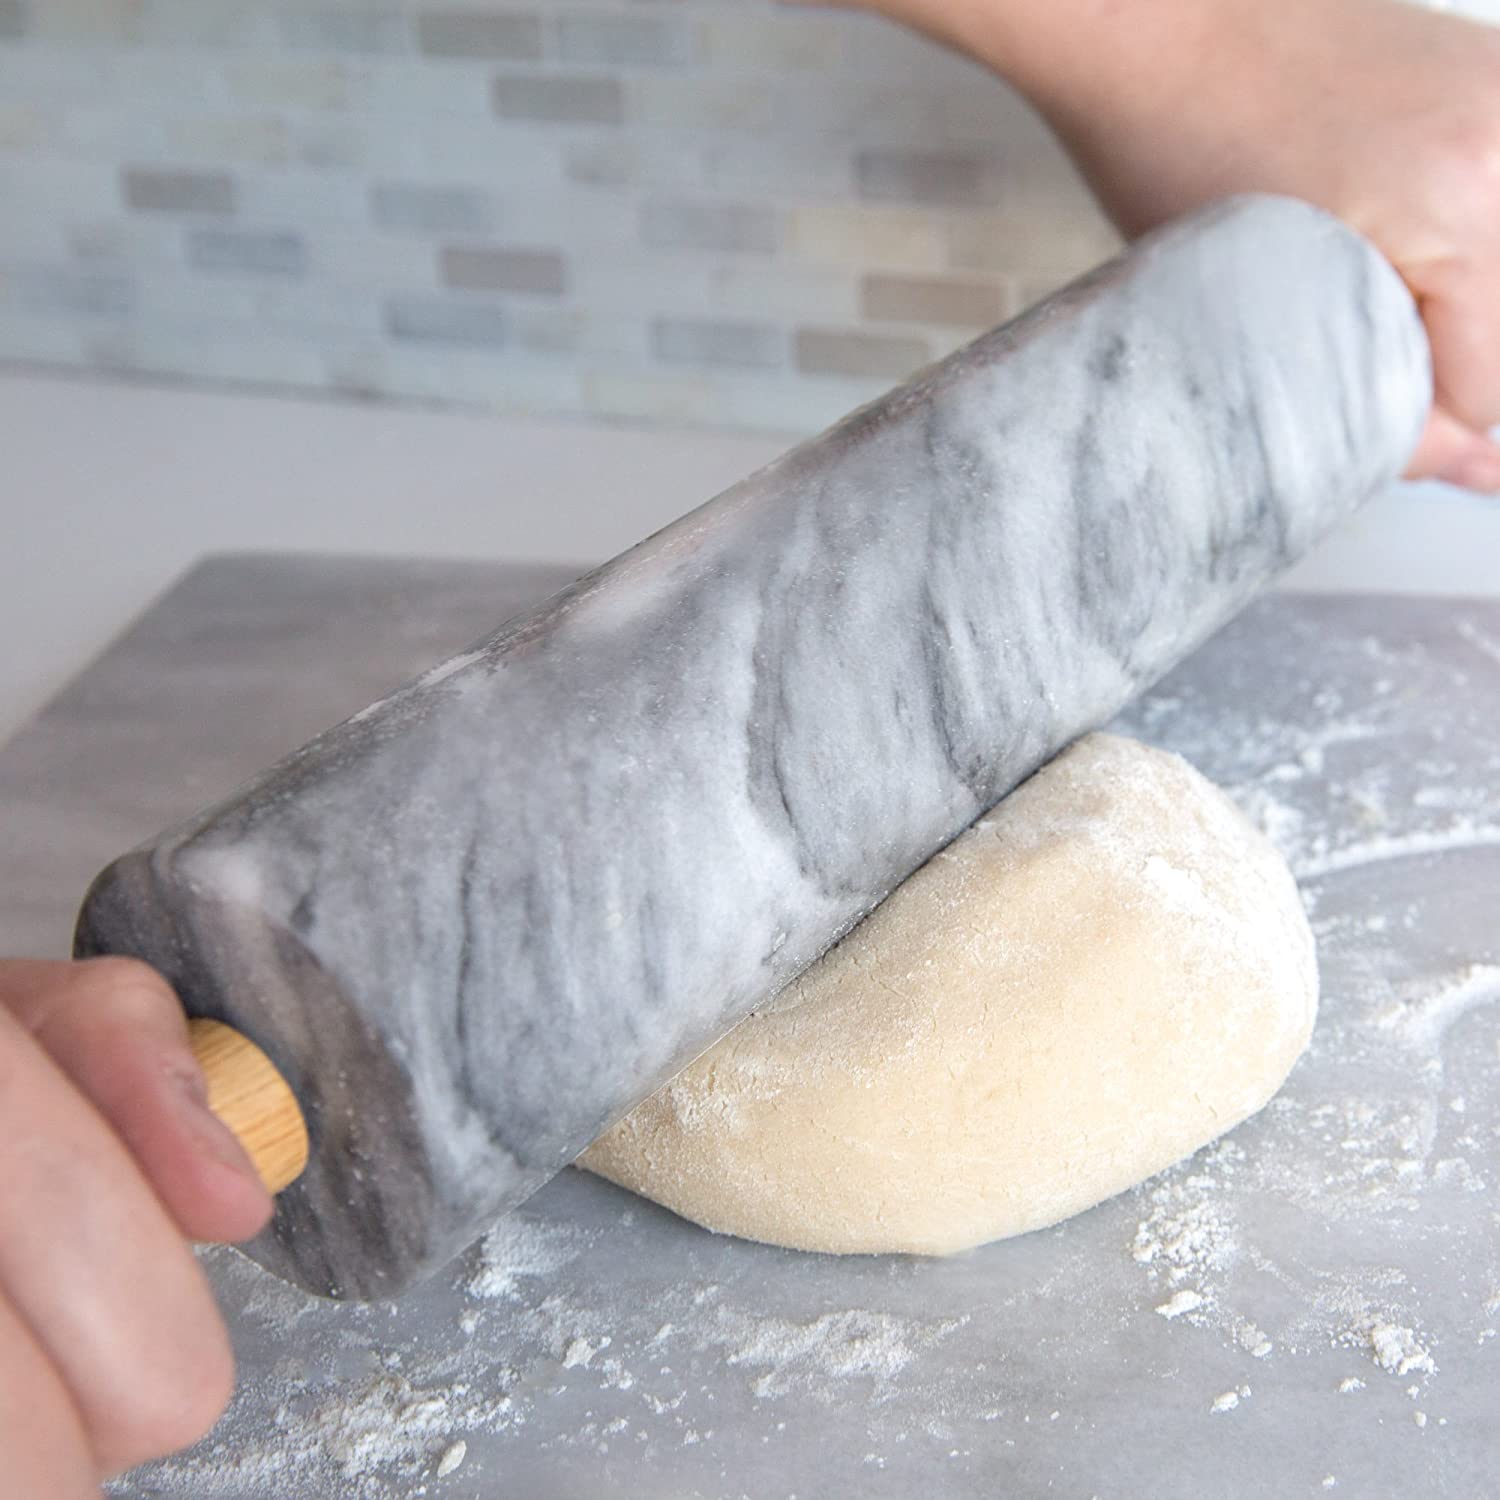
847, 0, 1500, 487
853, 0, 1248, 117
852, 0, 1423, 233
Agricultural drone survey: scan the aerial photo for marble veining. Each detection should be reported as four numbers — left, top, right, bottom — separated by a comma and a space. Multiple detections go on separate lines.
75, 196, 1430, 1298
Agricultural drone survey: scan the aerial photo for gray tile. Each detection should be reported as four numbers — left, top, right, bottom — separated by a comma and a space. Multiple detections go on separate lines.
386, 294, 508, 347
122, 167, 235, 217
186, 227, 306, 275
794, 326, 928, 379
278, 9, 412, 54
439, 245, 567, 296
652, 316, 781, 371
641, 198, 777, 256
564, 139, 636, 187
371, 182, 493, 235
855, 147, 1001, 208
860, 272, 1007, 328
492, 73, 623, 126
418, 10, 542, 60
11, 266, 133, 318
0, 0, 26, 39
556, 14, 689, 67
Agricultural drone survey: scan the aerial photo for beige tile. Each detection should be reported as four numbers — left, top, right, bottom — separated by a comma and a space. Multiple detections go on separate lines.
787, 204, 945, 273
794, 326, 929, 380
860, 271, 1008, 328
220, 58, 362, 112
946, 204, 1121, 275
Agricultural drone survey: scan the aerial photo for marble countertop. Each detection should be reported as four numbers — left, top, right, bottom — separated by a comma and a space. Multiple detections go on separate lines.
4, 367, 1499, 750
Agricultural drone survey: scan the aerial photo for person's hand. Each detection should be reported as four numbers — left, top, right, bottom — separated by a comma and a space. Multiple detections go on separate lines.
802, 0, 1500, 491
0, 958, 272, 1496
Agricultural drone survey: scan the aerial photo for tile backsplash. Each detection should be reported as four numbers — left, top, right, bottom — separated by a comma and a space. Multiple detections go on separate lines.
0, 0, 1491, 435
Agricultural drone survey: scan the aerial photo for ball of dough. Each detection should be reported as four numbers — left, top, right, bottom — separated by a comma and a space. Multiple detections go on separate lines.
579, 733, 1317, 1256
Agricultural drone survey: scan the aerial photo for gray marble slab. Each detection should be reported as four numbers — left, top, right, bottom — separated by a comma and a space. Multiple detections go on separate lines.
2, 558, 1496, 1498
70, 197, 1430, 1298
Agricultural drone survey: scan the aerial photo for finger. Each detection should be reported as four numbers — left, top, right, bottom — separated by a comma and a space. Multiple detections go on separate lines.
1416, 265, 1500, 435
0, 959, 272, 1245
0, 999, 236, 1476
1404, 405, 1500, 492
0, 1291, 101, 1500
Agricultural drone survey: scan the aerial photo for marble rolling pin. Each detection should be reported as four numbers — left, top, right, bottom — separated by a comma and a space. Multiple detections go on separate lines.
75, 195, 1430, 1299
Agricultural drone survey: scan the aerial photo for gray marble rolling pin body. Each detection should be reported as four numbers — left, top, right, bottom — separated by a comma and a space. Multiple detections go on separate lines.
75, 196, 1430, 1300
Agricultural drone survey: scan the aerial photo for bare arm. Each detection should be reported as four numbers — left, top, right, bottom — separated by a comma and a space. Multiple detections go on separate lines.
813, 0, 1500, 491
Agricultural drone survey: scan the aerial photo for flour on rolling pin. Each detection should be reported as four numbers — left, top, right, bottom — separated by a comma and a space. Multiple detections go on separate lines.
75, 195, 1430, 1298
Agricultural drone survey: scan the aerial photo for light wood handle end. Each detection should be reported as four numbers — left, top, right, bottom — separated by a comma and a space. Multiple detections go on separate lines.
189, 1018, 309, 1195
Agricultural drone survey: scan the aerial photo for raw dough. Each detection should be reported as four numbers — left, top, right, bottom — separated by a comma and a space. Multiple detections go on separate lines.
580, 733, 1317, 1255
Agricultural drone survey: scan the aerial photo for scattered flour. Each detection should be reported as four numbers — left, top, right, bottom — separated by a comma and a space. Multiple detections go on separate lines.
1373, 964, 1500, 1053
434, 1439, 467, 1477
709, 1306, 964, 1398
1359, 1322, 1436, 1380
112, 633, 1500, 1493
466, 1214, 587, 1301
1155, 1289, 1204, 1320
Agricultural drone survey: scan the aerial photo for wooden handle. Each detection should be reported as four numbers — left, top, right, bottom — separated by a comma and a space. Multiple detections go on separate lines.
189, 1018, 309, 1195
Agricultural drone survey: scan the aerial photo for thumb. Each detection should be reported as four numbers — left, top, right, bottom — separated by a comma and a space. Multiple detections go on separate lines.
1404, 405, 1500, 493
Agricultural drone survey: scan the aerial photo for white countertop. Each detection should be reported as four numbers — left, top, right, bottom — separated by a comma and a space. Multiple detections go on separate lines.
4, 367, 1497, 747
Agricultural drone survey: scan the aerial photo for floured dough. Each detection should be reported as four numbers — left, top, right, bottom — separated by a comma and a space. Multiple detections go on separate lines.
580, 733, 1317, 1256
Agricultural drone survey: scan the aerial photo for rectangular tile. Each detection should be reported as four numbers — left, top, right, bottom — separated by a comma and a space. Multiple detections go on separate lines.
564, 138, 637, 188
583, 368, 727, 428
631, 74, 773, 132
946, 207, 1121, 276
30, 0, 144, 43
278, 8, 412, 54
121, 166, 236, 216
794, 326, 928, 380
439, 244, 566, 296
418, 10, 542, 60
556, 13, 689, 67
787, 204, 944, 272
860, 271, 1007, 328
652, 315, 782, 370
492, 73, 623, 126
186, 227, 307, 275
855, 147, 1001, 208
641, 198, 777, 256
696, 11, 846, 71
220, 58, 359, 112
371, 181, 494, 235
8, 265, 134, 318
133, 0, 265, 48
386, 293, 508, 347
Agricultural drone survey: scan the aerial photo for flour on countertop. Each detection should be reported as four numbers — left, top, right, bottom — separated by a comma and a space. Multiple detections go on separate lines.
110, 621, 1500, 1496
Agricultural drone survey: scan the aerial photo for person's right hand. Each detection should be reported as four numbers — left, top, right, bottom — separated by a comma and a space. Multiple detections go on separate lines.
0, 958, 272, 1497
